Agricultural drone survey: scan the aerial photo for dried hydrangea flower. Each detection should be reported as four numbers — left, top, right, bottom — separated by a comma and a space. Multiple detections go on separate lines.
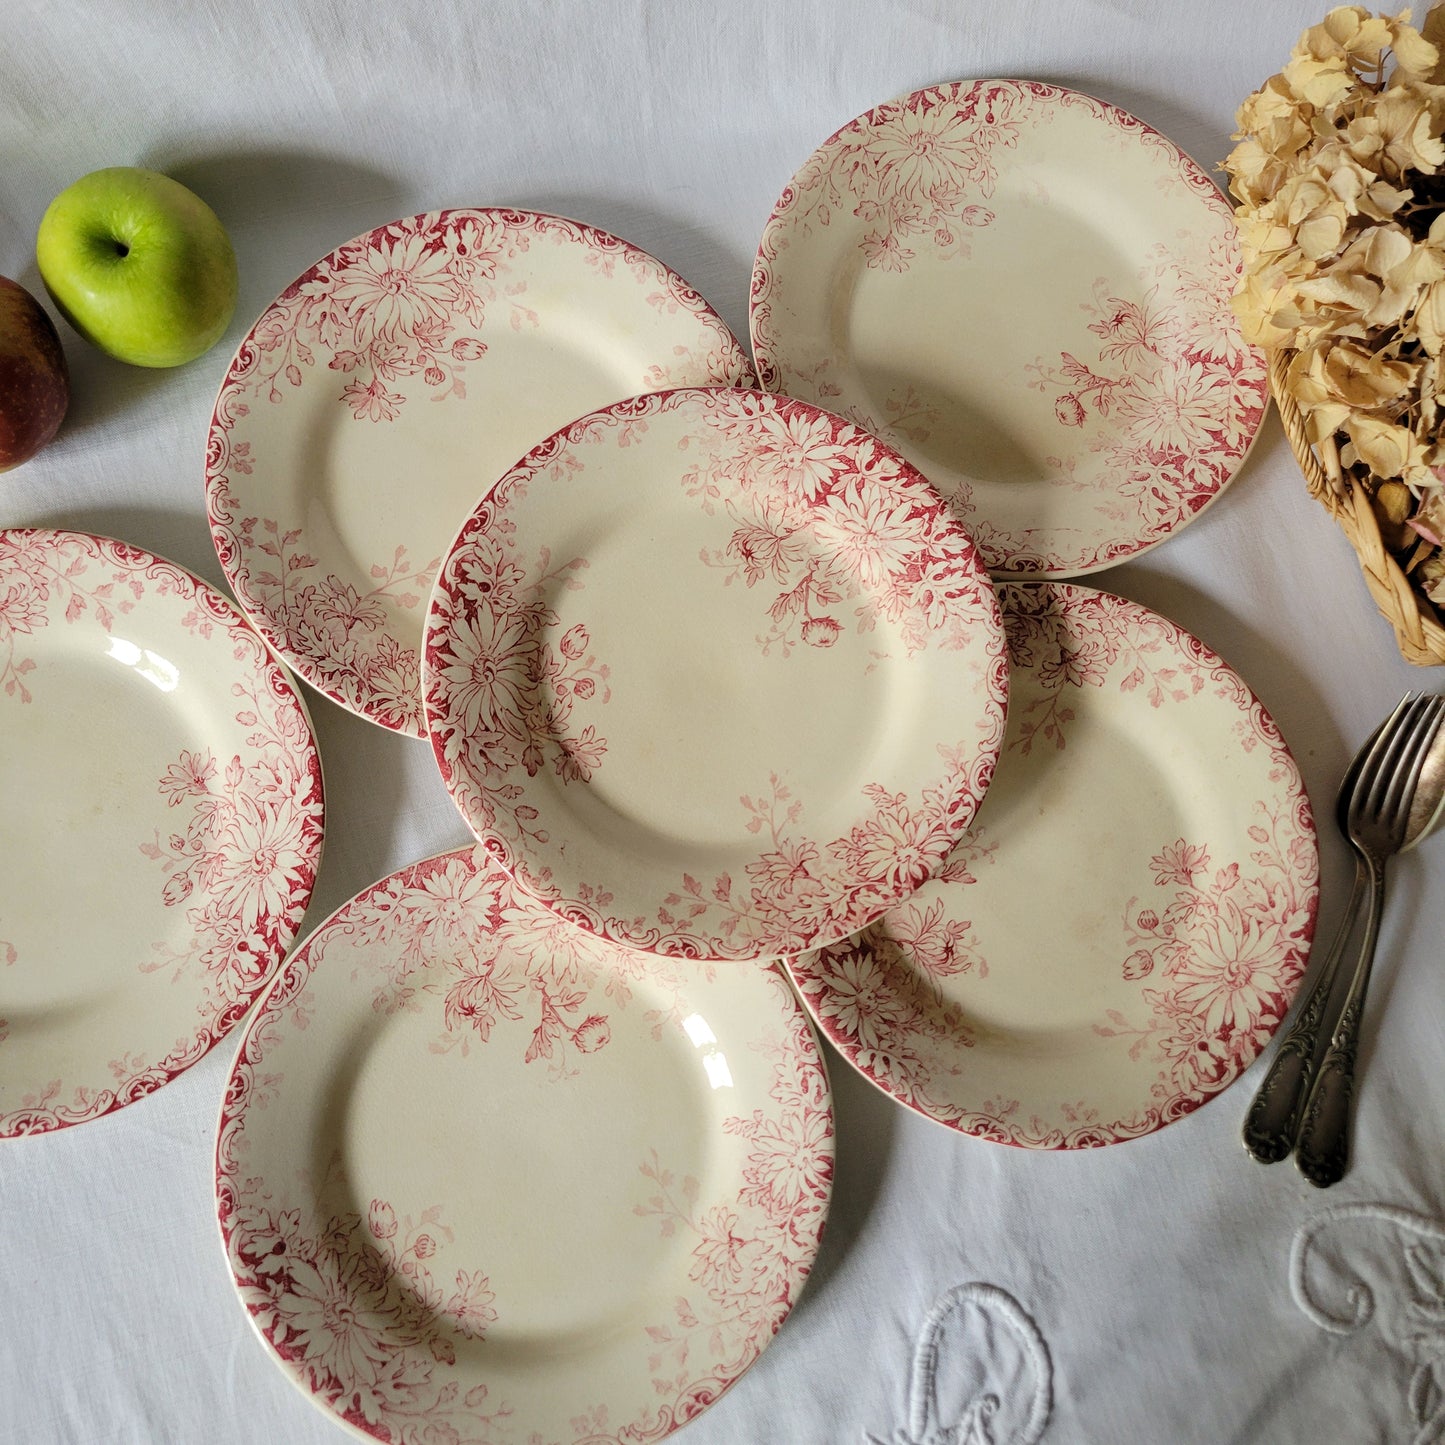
1223, 2, 1445, 568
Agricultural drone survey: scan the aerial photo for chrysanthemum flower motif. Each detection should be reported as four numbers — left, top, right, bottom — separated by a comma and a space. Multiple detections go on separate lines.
360, 635, 421, 724
340, 375, 404, 422
554, 724, 606, 783
271, 1251, 393, 1394
441, 962, 522, 1040
750, 408, 853, 501
1150, 839, 1209, 889
1053, 393, 1086, 427
746, 837, 827, 905
1035, 630, 1109, 691
1117, 361, 1234, 456
433, 606, 533, 747
447, 1271, 499, 1339
331, 230, 456, 346
689, 1205, 761, 1298
1164, 897, 1292, 1040
801, 615, 843, 647
862, 98, 1000, 204
213, 796, 312, 931
1168, 240, 1260, 370
738, 1109, 832, 1220
885, 896, 981, 980
417, 857, 497, 939
726, 501, 810, 586
0, 578, 45, 639
495, 900, 595, 987
834, 793, 935, 893
314, 578, 387, 633
814, 945, 916, 1052
158, 748, 215, 806
813, 481, 923, 589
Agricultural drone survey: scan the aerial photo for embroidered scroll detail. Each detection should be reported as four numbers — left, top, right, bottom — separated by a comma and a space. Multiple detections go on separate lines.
865, 1282, 1052, 1445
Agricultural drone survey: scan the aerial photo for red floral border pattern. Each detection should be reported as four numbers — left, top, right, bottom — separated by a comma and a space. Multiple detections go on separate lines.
749, 79, 1269, 577
786, 583, 1319, 1150
207, 208, 753, 736
216, 847, 833, 1443
0, 529, 324, 1137
424, 387, 1009, 962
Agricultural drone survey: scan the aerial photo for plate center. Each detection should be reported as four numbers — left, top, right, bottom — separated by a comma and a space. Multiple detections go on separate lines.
842, 168, 1144, 496
531, 496, 901, 859
334, 972, 720, 1355
910, 690, 1214, 1056
0, 634, 207, 1021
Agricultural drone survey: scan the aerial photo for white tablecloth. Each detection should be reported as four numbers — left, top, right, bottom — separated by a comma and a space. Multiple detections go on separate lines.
5, 2, 1445, 1442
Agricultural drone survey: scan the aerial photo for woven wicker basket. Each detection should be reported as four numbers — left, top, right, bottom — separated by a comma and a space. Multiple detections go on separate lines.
1270, 350, 1445, 666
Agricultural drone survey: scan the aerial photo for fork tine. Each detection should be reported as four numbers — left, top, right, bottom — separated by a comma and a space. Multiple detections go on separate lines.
1352, 694, 1441, 838
1351, 693, 1422, 822
1380, 698, 1445, 828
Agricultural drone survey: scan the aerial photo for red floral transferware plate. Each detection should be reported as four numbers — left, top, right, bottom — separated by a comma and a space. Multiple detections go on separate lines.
216, 845, 833, 1443
785, 582, 1319, 1149
751, 80, 1269, 577
423, 386, 1009, 963
0, 530, 324, 1136
207, 208, 753, 737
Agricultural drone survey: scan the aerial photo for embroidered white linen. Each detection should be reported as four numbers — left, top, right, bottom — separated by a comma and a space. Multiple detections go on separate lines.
3, 1, 1445, 1441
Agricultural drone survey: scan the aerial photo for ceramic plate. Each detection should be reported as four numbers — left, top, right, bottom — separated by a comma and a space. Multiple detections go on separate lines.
0, 529, 324, 1136
785, 582, 1319, 1148
424, 386, 1009, 962
207, 209, 753, 736
751, 80, 1268, 577
216, 845, 833, 1443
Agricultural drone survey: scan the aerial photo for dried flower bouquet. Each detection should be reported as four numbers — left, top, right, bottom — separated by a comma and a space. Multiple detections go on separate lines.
1225, 4, 1445, 662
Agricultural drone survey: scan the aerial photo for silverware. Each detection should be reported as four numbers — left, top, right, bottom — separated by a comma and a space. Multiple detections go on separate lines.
1242, 697, 1409, 1164
1242, 693, 1445, 1179
1294, 692, 1445, 1187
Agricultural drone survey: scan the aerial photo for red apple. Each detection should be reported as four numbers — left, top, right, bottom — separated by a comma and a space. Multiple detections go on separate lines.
0, 275, 69, 472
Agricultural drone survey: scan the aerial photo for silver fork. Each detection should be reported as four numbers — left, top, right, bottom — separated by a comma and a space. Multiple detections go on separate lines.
1240, 699, 1407, 1165
1294, 691, 1445, 1188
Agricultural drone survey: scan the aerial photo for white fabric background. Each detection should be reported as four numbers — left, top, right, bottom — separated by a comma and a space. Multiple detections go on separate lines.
4, 2, 1445, 1442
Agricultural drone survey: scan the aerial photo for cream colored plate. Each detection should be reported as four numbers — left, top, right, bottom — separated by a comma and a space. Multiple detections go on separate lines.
786, 582, 1319, 1148
424, 387, 1008, 962
217, 845, 833, 1442
208, 209, 752, 735
0, 529, 324, 1135
752, 80, 1268, 577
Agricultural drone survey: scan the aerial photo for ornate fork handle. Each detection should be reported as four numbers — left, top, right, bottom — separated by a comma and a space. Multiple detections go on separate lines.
1241, 860, 1366, 1163
1295, 854, 1387, 1188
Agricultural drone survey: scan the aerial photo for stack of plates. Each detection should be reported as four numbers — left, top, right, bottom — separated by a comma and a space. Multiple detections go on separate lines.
1, 79, 1318, 1445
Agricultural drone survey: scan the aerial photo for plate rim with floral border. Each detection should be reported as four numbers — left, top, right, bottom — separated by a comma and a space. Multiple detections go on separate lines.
783, 579, 1319, 1149
749, 77, 1270, 579
0, 527, 325, 1138
207, 206, 755, 737
422, 383, 1010, 964
213, 842, 835, 1443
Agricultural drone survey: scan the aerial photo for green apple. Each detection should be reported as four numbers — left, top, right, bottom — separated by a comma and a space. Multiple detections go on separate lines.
36, 167, 238, 368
